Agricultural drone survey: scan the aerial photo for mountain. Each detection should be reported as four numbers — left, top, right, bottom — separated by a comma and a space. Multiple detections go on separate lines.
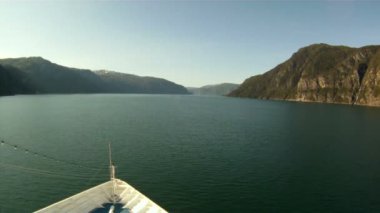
96, 70, 188, 94
0, 57, 189, 95
0, 65, 35, 96
229, 43, 380, 106
187, 83, 239, 96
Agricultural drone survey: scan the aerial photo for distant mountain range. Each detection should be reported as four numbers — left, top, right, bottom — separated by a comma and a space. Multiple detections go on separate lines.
229, 43, 380, 107
0, 57, 189, 96
187, 83, 239, 96
5, 43, 380, 107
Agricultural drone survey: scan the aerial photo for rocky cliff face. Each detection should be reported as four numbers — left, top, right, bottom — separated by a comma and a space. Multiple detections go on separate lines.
229, 44, 380, 106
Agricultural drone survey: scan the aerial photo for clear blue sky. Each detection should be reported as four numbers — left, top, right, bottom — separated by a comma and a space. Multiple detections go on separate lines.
1, 1, 379, 87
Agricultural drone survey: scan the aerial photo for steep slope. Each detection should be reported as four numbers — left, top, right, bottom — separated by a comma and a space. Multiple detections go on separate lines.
0, 57, 189, 95
0, 57, 104, 93
0, 65, 35, 96
96, 70, 189, 94
187, 83, 239, 96
229, 44, 380, 106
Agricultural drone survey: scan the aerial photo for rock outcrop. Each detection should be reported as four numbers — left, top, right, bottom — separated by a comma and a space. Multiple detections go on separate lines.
229, 44, 380, 106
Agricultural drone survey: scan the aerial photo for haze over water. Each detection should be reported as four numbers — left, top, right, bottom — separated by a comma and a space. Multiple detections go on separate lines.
1, 94, 380, 212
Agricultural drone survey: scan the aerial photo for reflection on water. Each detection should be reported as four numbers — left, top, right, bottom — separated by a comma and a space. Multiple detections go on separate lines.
1, 94, 380, 212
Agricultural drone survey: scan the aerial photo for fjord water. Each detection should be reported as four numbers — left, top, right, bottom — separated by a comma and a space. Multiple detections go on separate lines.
1, 94, 380, 212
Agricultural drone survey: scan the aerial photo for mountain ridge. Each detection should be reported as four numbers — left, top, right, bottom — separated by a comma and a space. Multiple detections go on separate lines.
187, 83, 239, 96
229, 43, 380, 106
0, 57, 189, 95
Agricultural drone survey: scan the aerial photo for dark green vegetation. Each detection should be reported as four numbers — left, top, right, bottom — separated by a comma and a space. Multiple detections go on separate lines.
0, 65, 35, 96
229, 43, 380, 106
0, 57, 189, 96
187, 83, 239, 96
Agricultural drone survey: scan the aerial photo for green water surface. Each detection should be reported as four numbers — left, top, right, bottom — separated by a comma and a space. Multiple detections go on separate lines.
1, 94, 380, 212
